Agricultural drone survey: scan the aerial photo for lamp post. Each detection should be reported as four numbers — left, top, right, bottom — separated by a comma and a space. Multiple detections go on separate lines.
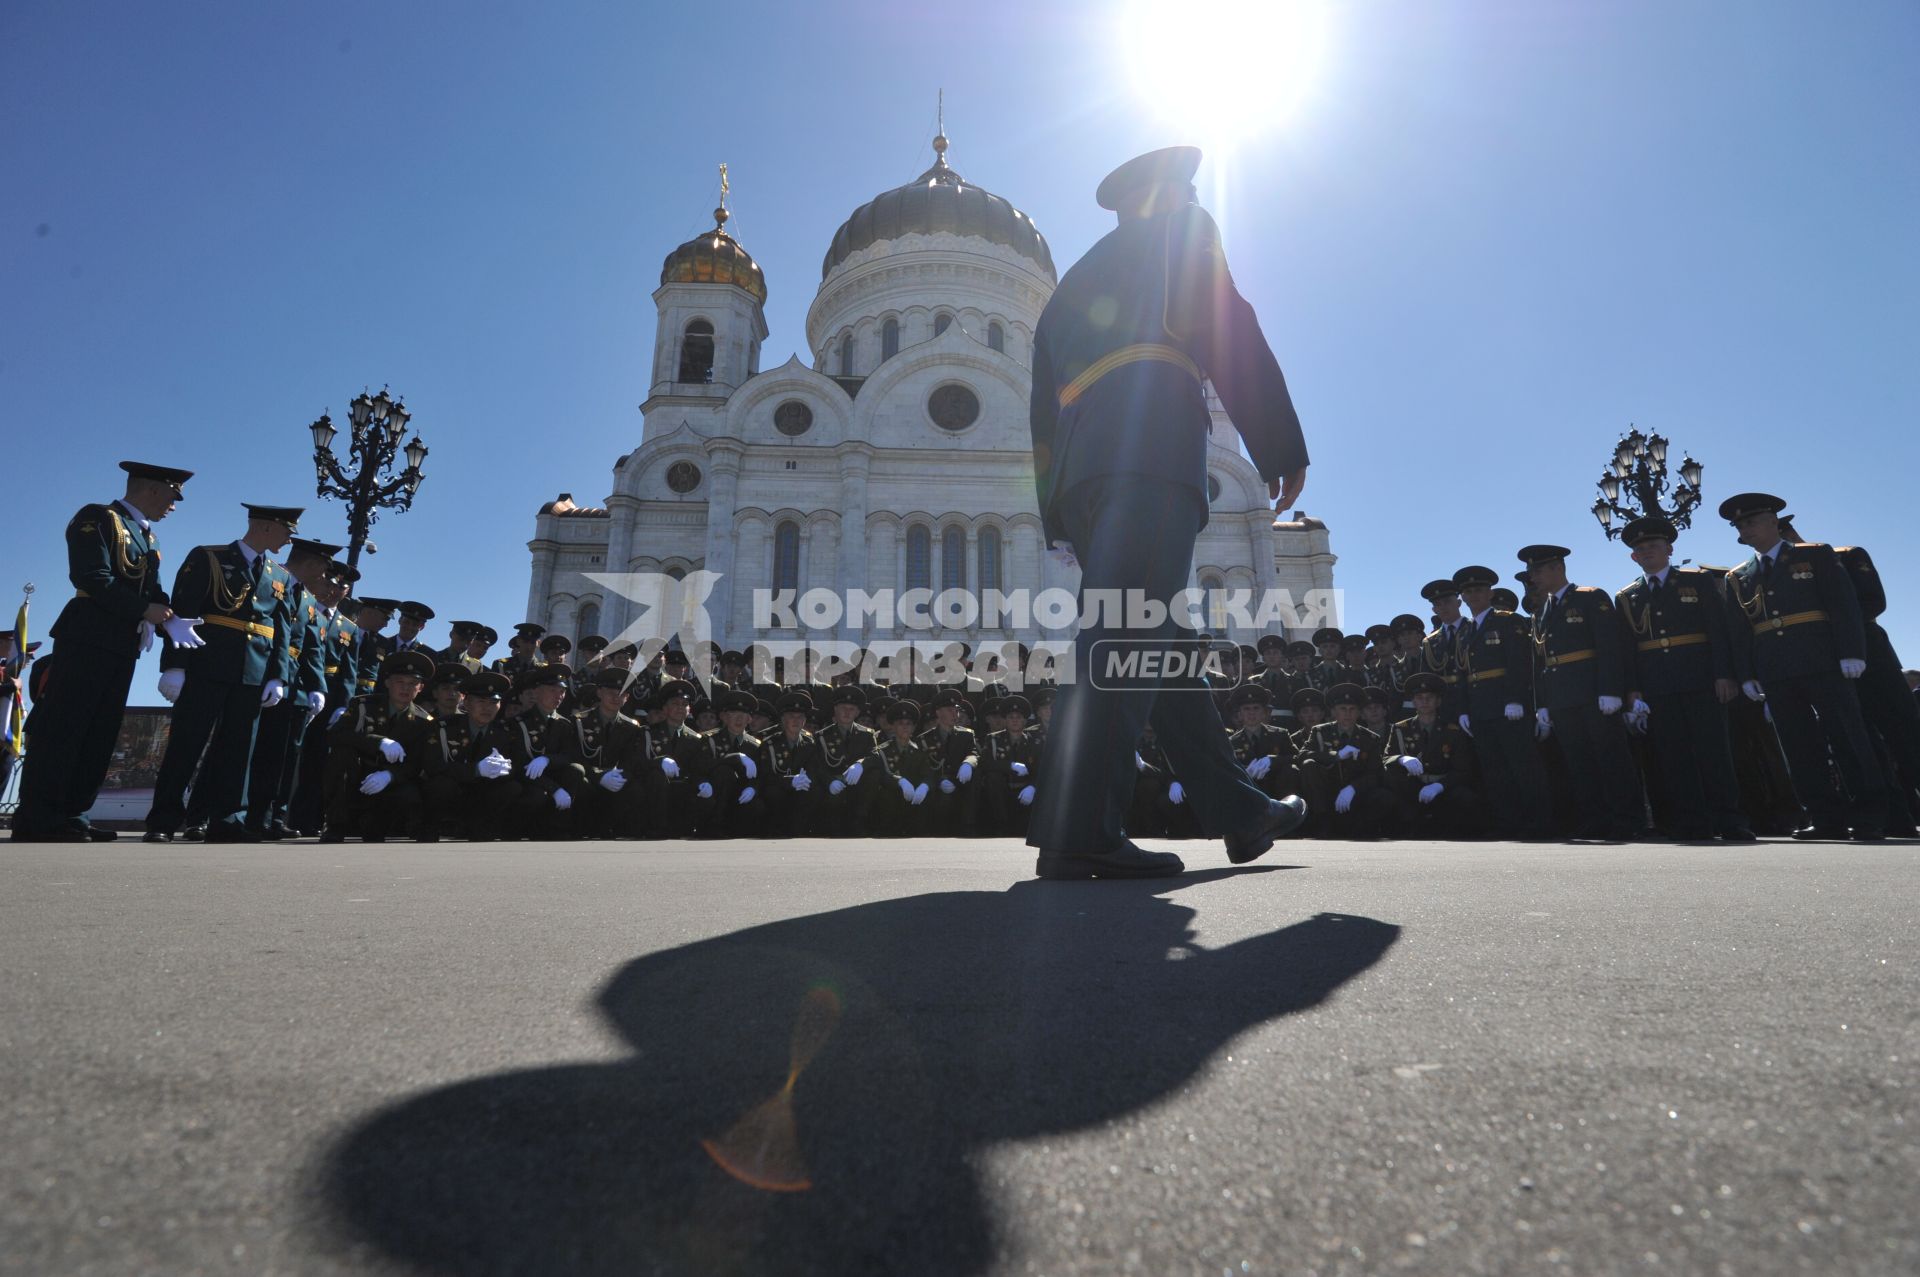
311, 388, 429, 572
1590, 424, 1703, 541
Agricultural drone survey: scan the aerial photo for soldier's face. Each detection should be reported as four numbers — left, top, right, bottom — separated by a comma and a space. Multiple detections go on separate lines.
1038, 704, 1052, 726
1530, 561, 1569, 593
721, 709, 750, 734
1461, 586, 1493, 614
467, 638, 491, 657
387, 674, 423, 706
469, 697, 501, 725
1238, 705, 1265, 729
1630, 539, 1674, 574
531, 685, 565, 713
360, 608, 390, 632
1413, 691, 1441, 716
1431, 595, 1462, 623
935, 706, 959, 729
892, 718, 915, 740
663, 699, 689, 725
1396, 631, 1422, 653
433, 685, 461, 715
1333, 703, 1360, 727
1317, 643, 1340, 661
1363, 704, 1388, 727
1005, 711, 1027, 732
248, 518, 293, 553
833, 703, 859, 727
1291, 653, 1313, 672
1298, 705, 1326, 726
597, 688, 625, 715
1734, 512, 1780, 550
1262, 650, 1284, 668
126, 479, 178, 521
782, 711, 807, 737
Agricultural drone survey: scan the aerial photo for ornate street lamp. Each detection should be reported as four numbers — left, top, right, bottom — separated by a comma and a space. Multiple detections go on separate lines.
311, 387, 430, 571
1590, 424, 1705, 541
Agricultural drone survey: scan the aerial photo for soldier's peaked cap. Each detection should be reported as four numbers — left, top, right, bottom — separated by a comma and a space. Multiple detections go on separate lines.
382, 650, 435, 682
1391, 613, 1426, 633
1312, 627, 1344, 646
1096, 145, 1203, 211
1404, 672, 1446, 697
524, 662, 570, 688
512, 622, 546, 639
777, 691, 814, 715
1452, 565, 1499, 590
1516, 544, 1571, 568
119, 461, 193, 494
1420, 578, 1461, 602
591, 666, 632, 690
831, 686, 866, 708
1718, 492, 1786, 523
459, 671, 510, 698
1256, 633, 1287, 652
1327, 682, 1366, 707
1621, 515, 1679, 547
242, 504, 303, 530
286, 536, 344, 560
397, 600, 436, 621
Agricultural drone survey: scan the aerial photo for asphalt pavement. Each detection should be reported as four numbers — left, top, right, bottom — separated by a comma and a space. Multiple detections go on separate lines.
2, 836, 1915, 1276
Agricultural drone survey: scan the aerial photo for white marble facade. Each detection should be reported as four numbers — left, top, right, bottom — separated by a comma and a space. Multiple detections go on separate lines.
526, 141, 1335, 650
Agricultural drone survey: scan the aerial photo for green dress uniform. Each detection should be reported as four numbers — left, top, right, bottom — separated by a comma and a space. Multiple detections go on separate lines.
760, 725, 827, 838
1382, 698, 1485, 838
289, 605, 361, 834
569, 705, 648, 837
419, 710, 527, 839
872, 717, 934, 839
15, 480, 180, 840
692, 725, 764, 838
1453, 567, 1551, 840
816, 709, 884, 838
916, 705, 980, 836
147, 538, 298, 839
1295, 712, 1398, 840
1721, 506, 1884, 836
638, 716, 706, 839
239, 579, 329, 835
321, 689, 436, 840
507, 707, 588, 838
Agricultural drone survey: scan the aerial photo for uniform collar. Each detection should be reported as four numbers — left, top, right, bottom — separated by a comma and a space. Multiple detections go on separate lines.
1644, 566, 1672, 587
233, 540, 260, 568
113, 499, 151, 532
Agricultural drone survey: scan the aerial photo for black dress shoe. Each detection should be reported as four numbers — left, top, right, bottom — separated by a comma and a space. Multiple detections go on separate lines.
1791, 825, 1849, 841
1851, 829, 1886, 842
317, 829, 346, 844
1717, 829, 1758, 843
1034, 843, 1185, 880
1224, 796, 1308, 865
87, 827, 120, 842
206, 822, 259, 844
179, 824, 207, 843
255, 822, 289, 841
142, 830, 174, 843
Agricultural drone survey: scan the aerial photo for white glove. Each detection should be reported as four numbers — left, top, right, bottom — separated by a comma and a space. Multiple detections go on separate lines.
1047, 541, 1079, 571
1011, 761, 1029, 778
661, 756, 681, 779
379, 737, 405, 763
1135, 751, 1147, 772
599, 766, 627, 792
728, 753, 757, 780
939, 778, 956, 794
260, 679, 286, 708
525, 754, 550, 780
359, 769, 392, 796
1840, 659, 1866, 679
898, 776, 915, 801
844, 761, 863, 785
1168, 781, 1186, 805
1457, 714, 1473, 736
329, 707, 346, 726
1505, 702, 1525, 721
1334, 784, 1355, 814
791, 770, 812, 792
1534, 708, 1552, 740
1418, 781, 1444, 805
162, 616, 206, 649
956, 762, 973, 783
911, 782, 929, 805
737, 786, 755, 805
1399, 756, 1424, 776
158, 669, 185, 703
1017, 784, 1035, 806
553, 788, 573, 811
1337, 744, 1360, 761
306, 691, 326, 716
476, 751, 511, 780
1598, 695, 1622, 715
829, 779, 845, 796
1742, 680, 1764, 701
138, 620, 155, 654
1247, 755, 1272, 780
696, 781, 714, 799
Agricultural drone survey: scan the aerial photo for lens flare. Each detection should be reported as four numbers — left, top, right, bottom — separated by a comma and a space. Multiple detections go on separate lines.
701, 984, 843, 1193
1117, 0, 1331, 151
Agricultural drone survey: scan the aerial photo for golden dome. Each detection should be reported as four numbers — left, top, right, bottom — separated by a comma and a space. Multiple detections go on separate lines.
660, 206, 767, 305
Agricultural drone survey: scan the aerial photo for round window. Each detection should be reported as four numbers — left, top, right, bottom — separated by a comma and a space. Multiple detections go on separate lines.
928, 383, 980, 432
774, 400, 813, 437
1207, 475, 1222, 503
665, 461, 702, 494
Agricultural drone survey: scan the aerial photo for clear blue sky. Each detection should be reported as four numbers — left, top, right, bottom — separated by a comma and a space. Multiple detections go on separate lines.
5, 0, 1917, 699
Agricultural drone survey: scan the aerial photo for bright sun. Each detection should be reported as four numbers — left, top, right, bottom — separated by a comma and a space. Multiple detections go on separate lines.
1117, 0, 1331, 151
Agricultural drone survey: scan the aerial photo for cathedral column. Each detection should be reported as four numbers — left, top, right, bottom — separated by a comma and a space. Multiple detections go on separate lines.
1246, 511, 1279, 598
1011, 522, 1041, 639
601, 496, 639, 636
835, 444, 873, 642
527, 535, 559, 625
701, 440, 746, 646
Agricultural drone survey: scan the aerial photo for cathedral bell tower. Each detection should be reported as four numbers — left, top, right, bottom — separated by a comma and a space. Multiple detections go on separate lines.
647, 167, 769, 408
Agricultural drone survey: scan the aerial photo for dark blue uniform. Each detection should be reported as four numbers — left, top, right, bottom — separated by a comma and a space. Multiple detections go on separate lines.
1024, 198, 1309, 862
1534, 584, 1641, 838
1458, 610, 1551, 838
14, 502, 169, 837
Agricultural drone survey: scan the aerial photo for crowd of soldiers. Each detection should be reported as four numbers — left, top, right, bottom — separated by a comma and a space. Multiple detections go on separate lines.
9, 465, 1919, 849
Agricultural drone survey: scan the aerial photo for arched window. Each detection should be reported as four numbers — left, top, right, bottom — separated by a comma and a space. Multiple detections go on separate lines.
942, 527, 966, 591
678, 319, 715, 383
773, 521, 801, 595
933, 313, 952, 336
987, 321, 1004, 353
665, 565, 687, 581
838, 333, 854, 377
1201, 574, 1229, 634
977, 527, 1002, 593
881, 318, 899, 361
576, 603, 601, 643
905, 526, 931, 591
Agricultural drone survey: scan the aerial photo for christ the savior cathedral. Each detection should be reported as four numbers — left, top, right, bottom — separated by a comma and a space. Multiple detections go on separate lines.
524, 133, 1335, 649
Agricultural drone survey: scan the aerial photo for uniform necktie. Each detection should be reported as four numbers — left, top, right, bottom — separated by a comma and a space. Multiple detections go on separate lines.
1649, 575, 1662, 594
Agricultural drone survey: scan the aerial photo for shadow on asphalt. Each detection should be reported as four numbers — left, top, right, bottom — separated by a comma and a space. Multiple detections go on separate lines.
322, 867, 1398, 1275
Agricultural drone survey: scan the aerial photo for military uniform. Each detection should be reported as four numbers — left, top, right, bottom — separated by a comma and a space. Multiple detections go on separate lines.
1295, 685, 1397, 838
567, 674, 648, 838
321, 649, 438, 841
1453, 565, 1552, 839
14, 462, 188, 841
288, 583, 361, 834
872, 702, 934, 838
1522, 546, 1643, 840
1720, 493, 1884, 838
691, 689, 764, 837
1614, 517, 1751, 840
1227, 684, 1303, 803
146, 505, 303, 841
1383, 673, 1485, 837
419, 672, 527, 839
760, 692, 827, 838
916, 690, 980, 835
815, 688, 885, 837
1825, 539, 1920, 834
240, 537, 337, 836
638, 679, 707, 839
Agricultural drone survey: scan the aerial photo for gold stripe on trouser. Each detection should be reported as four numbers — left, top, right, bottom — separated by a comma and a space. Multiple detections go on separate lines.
1468, 667, 1508, 683
202, 614, 275, 639
1753, 610, 1828, 634
1544, 649, 1595, 668
1057, 343, 1201, 407
1638, 633, 1708, 652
